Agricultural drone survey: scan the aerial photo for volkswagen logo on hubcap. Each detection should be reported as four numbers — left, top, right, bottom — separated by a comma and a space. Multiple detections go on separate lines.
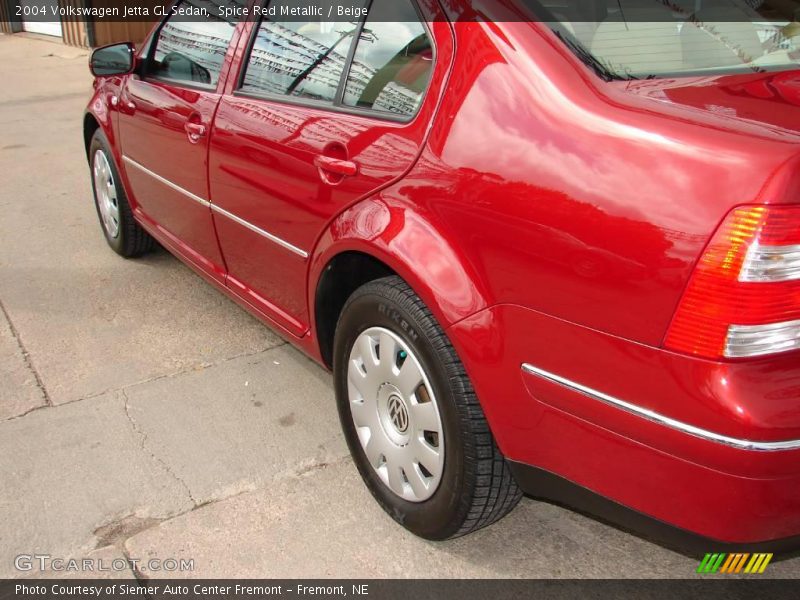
387, 395, 409, 434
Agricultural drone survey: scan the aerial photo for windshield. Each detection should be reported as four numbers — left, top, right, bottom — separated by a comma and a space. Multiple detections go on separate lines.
541, 1, 800, 80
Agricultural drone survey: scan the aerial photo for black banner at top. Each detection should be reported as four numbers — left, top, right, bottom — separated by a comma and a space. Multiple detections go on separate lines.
4, 0, 800, 23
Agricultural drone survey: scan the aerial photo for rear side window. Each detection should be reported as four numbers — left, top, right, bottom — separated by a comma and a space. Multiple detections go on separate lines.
342, 0, 433, 116
239, 0, 433, 118
240, 0, 367, 101
149, 0, 244, 87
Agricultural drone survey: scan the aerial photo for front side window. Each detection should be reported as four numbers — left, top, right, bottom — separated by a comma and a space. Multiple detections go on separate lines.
342, 0, 433, 116
540, 0, 800, 80
150, 0, 244, 87
241, 0, 367, 101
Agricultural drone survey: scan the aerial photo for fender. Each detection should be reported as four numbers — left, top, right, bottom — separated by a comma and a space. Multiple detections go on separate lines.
308, 187, 492, 339
84, 24, 158, 210
84, 78, 146, 218
85, 73, 148, 209
84, 80, 118, 155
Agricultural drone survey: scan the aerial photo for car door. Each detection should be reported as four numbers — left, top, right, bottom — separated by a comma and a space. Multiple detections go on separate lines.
207, 0, 452, 335
118, 0, 245, 281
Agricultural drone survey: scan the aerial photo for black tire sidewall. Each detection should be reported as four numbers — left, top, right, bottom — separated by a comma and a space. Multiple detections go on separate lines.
89, 131, 127, 255
334, 285, 471, 540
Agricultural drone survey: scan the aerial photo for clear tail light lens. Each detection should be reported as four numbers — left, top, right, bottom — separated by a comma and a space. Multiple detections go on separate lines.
740, 243, 800, 282
725, 320, 800, 358
664, 205, 800, 359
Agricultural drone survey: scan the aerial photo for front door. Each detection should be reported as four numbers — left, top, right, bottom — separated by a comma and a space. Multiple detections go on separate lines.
208, 0, 451, 333
118, 0, 244, 280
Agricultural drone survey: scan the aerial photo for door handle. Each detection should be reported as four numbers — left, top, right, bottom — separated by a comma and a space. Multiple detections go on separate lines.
184, 122, 207, 143
314, 155, 358, 177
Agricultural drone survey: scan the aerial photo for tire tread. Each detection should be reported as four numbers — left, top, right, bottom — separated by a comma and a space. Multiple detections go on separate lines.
342, 275, 522, 538
90, 130, 155, 258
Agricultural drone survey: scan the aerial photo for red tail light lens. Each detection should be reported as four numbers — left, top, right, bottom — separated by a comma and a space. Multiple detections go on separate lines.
664, 205, 800, 359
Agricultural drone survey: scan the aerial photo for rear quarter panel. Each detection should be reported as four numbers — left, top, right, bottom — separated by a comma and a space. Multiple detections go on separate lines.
419, 20, 800, 347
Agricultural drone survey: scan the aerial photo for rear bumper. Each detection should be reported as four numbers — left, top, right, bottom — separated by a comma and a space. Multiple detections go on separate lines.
447, 304, 800, 544
507, 461, 800, 554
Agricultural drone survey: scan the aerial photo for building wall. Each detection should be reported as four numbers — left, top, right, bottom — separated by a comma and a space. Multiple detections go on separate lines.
59, 0, 88, 47
92, 20, 157, 48
1, 0, 23, 34
2, 0, 161, 47
90, 0, 163, 47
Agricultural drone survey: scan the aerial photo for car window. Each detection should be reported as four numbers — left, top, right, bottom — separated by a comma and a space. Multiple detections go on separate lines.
539, 0, 800, 80
240, 0, 367, 102
149, 0, 244, 87
341, 0, 433, 117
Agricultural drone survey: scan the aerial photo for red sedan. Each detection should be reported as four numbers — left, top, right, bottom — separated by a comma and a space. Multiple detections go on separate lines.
84, 0, 800, 547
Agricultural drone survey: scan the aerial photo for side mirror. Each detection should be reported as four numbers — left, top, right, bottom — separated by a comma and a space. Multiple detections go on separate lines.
90, 43, 136, 77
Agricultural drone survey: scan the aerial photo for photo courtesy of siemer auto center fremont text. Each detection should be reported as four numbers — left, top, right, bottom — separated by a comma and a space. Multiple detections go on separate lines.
2, 0, 800, 597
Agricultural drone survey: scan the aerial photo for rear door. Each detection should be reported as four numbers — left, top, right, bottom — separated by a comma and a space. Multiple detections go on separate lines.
118, 0, 245, 281
208, 0, 452, 335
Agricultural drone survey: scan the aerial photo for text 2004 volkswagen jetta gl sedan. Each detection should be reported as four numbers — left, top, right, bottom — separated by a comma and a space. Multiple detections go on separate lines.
84, 0, 800, 545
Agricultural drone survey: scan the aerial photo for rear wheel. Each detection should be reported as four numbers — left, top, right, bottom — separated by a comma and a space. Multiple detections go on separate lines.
89, 130, 154, 257
333, 275, 522, 539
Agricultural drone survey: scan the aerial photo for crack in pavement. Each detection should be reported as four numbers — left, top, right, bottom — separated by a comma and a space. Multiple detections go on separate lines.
81, 456, 353, 583
0, 295, 52, 407
83, 341, 290, 402
120, 545, 154, 588
121, 388, 199, 508
0, 341, 290, 424
0, 403, 49, 423
117, 368, 340, 519
1, 319, 343, 567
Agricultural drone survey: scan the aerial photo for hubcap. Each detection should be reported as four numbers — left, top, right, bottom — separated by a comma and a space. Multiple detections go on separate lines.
347, 327, 444, 502
93, 150, 120, 239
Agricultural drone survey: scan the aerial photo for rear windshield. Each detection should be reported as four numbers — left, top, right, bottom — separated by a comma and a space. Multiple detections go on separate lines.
541, 1, 800, 80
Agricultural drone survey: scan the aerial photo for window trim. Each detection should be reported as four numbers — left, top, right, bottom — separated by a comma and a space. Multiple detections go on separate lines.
233, 0, 437, 124
142, 0, 237, 92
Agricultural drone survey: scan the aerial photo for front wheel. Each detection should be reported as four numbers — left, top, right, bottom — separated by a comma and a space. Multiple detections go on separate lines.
89, 130, 155, 257
333, 276, 521, 540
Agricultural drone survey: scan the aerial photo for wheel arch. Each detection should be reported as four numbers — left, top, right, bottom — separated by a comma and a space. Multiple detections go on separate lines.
83, 112, 101, 161
309, 195, 491, 368
83, 84, 119, 162
314, 251, 396, 368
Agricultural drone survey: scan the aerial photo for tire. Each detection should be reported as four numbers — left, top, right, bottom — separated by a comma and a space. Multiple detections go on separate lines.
333, 275, 522, 540
88, 130, 155, 257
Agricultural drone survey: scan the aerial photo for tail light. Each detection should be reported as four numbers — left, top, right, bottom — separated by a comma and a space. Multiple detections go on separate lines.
664, 205, 800, 359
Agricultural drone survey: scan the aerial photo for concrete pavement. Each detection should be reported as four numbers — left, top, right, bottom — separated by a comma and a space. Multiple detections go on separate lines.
0, 33, 798, 580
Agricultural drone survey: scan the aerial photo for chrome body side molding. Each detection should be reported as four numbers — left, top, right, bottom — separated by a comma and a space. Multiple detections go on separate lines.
121, 156, 308, 259
521, 363, 800, 452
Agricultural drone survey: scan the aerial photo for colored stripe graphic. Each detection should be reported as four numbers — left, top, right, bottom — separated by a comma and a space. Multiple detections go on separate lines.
735, 554, 750, 573
753, 553, 773, 574
698, 553, 773, 574
697, 554, 713, 573
719, 554, 735, 573
697, 553, 726, 573
721, 553, 749, 573
745, 554, 760, 573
